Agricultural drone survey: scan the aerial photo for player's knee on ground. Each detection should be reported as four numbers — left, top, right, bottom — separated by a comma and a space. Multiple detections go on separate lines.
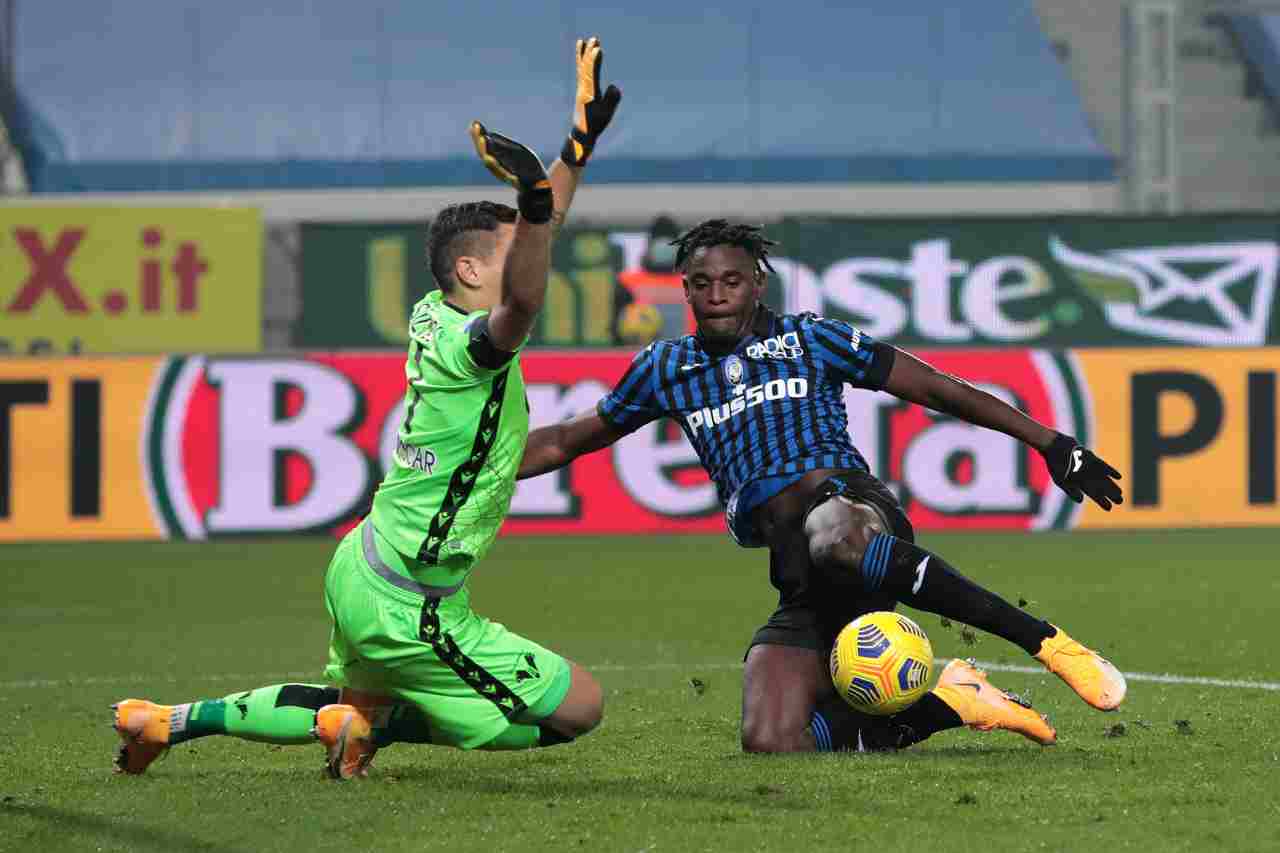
740, 716, 810, 754
804, 499, 888, 575
544, 665, 604, 740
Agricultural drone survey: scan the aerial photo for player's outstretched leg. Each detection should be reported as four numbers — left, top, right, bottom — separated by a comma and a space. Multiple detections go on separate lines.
1033, 625, 1126, 711
806, 498, 1126, 711
112, 684, 337, 774
745, 644, 1054, 753
931, 659, 1056, 744
810, 660, 1055, 751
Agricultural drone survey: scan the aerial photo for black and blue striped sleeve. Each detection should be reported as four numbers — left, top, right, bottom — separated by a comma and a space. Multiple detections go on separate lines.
596, 345, 664, 434
808, 317, 896, 390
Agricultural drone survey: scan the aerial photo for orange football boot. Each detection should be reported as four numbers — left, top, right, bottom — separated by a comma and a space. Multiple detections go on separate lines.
111, 699, 173, 774
1034, 626, 1127, 711
312, 690, 386, 780
933, 659, 1057, 746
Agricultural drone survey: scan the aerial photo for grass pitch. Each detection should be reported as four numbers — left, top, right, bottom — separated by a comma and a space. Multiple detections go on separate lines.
2, 529, 1278, 853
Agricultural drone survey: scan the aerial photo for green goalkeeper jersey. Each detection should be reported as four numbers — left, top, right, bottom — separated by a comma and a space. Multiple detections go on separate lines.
370, 290, 528, 588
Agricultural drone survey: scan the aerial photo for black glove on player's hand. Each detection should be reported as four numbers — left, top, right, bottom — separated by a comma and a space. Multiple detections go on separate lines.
1040, 432, 1124, 511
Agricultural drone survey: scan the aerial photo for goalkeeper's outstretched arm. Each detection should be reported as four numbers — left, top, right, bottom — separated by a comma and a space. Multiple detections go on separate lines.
470, 36, 621, 350
518, 410, 623, 479
469, 121, 555, 350
548, 37, 621, 236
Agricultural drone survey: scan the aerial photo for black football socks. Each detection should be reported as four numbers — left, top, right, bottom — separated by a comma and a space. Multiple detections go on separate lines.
810, 692, 962, 752
859, 534, 1055, 656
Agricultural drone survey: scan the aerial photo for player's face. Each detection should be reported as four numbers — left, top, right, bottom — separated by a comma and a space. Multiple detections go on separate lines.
683, 245, 764, 344
459, 223, 517, 308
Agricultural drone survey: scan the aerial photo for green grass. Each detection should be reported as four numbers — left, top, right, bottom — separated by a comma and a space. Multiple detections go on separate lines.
2, 530, 1279, 852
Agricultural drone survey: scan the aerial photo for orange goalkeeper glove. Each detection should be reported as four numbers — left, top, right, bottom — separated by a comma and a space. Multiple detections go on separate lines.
561, 36, 622, 167
469, 121, 553, 224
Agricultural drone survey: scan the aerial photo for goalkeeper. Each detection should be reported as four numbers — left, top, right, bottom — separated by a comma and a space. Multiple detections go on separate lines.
111, 38, 622, 778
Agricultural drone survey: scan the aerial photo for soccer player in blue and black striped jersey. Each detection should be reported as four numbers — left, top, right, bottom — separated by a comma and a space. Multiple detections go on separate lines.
519, 220, 1127, 754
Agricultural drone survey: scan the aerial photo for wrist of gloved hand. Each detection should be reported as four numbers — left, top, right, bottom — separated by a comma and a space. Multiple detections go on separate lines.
517, 186, 554, 224
1041, 432, 1078, 480
560, 129, 594, 167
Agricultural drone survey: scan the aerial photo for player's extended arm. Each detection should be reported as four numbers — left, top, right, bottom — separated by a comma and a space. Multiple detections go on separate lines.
883, 347, 1123, 510
469, 122, 554, 350
548, 37, 622, 237
518, 409, 624, 479
547, 160, 580, 240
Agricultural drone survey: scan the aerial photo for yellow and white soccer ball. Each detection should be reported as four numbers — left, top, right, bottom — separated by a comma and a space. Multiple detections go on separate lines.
830, 611, 934, 715
617, 302, 663, 344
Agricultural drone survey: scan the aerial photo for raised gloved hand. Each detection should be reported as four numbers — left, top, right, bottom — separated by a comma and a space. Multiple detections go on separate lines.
469, 121, 553, 224
561, 36, 622, 167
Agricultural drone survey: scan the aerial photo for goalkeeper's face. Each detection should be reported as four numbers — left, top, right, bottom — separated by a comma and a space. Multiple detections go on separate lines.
684, 245, 764, 345
460, 223, 517, 309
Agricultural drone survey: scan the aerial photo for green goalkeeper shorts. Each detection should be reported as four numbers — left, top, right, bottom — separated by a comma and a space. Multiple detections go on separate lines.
322, 519, 572, 749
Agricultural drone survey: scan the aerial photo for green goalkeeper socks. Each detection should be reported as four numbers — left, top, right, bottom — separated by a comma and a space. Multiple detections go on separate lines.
169, 684, 338, 745
166, 685, 573, 752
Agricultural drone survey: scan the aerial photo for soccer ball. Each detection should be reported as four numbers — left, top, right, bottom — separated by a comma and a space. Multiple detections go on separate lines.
617, 301, 663, 344
830, 611, 934, 715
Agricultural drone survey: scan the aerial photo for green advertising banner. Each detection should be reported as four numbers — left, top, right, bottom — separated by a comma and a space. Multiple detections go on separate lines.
299, 222, 661, 348
299, 215, 1280, 348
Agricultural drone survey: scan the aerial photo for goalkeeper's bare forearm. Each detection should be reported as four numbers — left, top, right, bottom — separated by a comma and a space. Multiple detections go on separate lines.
548, 159, 581, 239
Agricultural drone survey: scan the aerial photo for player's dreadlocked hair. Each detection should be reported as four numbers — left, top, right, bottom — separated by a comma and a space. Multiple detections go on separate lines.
670, 219, 778, 276
428, 201, 518, 292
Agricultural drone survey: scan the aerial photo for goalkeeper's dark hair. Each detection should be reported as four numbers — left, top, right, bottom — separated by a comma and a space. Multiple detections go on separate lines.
427, 201, 518, 292
671, 219, 777, 276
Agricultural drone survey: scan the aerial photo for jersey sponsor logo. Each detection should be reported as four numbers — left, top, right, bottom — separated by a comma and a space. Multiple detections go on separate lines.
684, 377, 810, 435
745, 331, 804, 361
395, 438, 437, 474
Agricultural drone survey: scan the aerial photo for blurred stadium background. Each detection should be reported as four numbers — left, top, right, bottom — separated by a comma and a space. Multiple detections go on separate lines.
1, 0, 1275, 539
1, 2, 1278, 850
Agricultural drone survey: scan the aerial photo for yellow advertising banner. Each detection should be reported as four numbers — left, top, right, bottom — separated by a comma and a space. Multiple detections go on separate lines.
0, 207, 262, 354
0, 357, 165, 541
1076, 349, 1280, 528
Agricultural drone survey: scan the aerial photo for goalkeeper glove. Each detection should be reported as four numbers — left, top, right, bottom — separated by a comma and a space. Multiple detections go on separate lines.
469, 121, 553, 224
561, 36, 622, 167
1039, 432, 1124, 510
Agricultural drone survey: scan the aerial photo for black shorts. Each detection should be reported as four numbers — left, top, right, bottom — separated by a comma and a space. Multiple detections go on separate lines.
747, 468, 915, 655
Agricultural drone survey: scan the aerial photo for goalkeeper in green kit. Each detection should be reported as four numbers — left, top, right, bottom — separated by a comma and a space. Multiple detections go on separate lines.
111, 38, 622, 779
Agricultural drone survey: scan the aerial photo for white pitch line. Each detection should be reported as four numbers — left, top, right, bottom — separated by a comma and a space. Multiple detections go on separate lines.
0, 659, 1276, 693
963, 660, 1280, 692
